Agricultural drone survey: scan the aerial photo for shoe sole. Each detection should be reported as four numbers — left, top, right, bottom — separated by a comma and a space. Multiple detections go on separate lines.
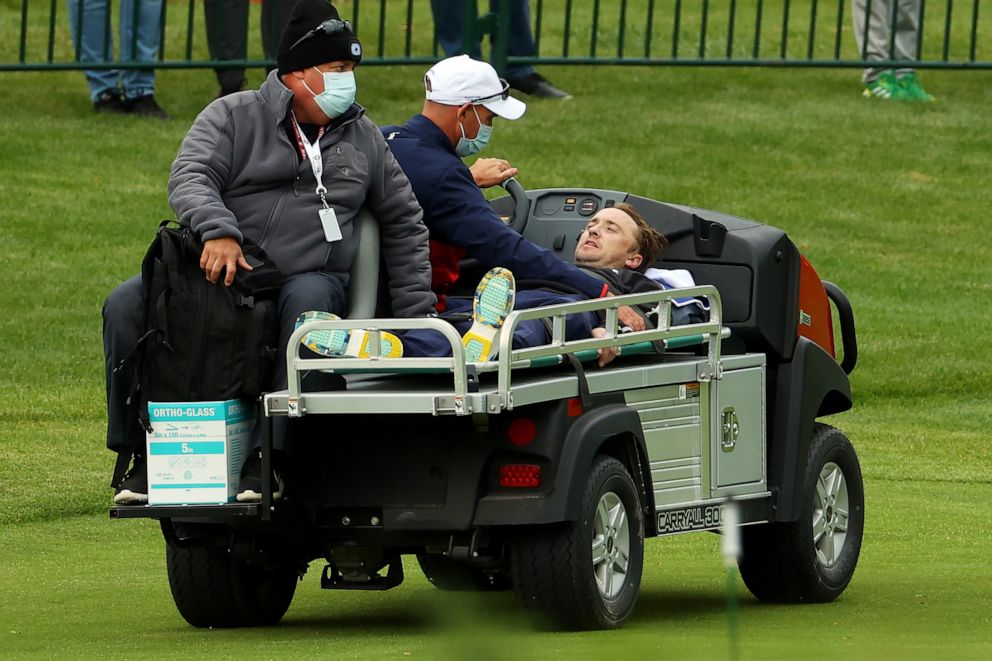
235, 489, 282, 503
236, 475, 284, 503
463, 268, 516, 362
113, 489, 148, 505
297, 310, 403, 358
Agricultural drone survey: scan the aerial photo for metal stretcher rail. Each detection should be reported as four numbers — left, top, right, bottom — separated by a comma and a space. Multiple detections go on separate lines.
270, 286, 724, 418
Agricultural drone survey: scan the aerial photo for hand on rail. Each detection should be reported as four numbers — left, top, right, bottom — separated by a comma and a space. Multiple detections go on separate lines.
603, 291, 646, 331
591, 328, 619, 367
617, 304, 645, 331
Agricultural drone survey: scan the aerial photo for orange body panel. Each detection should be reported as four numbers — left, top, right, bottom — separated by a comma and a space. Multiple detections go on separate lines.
797, 256, 835, 357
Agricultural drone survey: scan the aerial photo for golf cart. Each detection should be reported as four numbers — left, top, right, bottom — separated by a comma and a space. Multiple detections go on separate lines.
111, 182, 863, 630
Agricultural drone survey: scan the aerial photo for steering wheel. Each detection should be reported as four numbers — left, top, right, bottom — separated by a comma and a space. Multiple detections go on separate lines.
500, 177, 530, 234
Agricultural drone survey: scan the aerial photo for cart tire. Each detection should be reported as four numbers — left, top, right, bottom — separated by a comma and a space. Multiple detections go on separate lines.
739, 423, 864, 603
510, 455, 644, 630
417, 554, 512, 591
165, 540, 298, 627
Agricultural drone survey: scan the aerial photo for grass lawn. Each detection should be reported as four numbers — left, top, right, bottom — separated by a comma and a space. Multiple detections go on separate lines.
1, 59, 991, 657
1, 478, 989, 659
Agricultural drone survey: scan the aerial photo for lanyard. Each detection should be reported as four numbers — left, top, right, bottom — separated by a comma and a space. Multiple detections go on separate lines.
290, 112, 328, 207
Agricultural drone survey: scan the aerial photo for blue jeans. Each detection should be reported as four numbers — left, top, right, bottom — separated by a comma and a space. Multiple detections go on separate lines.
67, 0, 163, 101
402, 290, 597, 357
430, 0, 537, 82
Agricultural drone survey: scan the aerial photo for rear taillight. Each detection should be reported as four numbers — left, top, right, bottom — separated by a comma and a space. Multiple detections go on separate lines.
499, 464, 541, 488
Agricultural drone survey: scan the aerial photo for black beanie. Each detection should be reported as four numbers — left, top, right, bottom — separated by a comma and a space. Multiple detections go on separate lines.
277, 0, 362, 75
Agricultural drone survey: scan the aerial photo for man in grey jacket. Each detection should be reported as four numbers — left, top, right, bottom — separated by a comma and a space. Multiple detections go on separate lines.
107, 0, 435, 505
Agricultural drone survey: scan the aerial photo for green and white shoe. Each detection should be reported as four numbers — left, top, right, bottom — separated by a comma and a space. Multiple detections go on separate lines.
462, 268, 516, 363
863, 71, 908, 100
296, 310, 404, 359
897, 72, 936, 102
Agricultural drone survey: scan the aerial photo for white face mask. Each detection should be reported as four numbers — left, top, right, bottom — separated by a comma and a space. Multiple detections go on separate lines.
302, 68, 357, 118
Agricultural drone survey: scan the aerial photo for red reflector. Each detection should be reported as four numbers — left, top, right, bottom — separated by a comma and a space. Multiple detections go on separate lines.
567, 397, 584, 417
499, 464, 541, 488
507, 418, 537, 446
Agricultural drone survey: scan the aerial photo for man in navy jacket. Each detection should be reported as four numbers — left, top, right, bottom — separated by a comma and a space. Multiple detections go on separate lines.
381, 55, 642, 356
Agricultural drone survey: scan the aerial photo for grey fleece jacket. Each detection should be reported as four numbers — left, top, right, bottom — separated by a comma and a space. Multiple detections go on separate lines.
167, 70, 436, 318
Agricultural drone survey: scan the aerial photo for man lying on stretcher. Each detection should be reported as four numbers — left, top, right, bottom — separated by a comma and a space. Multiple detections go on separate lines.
297, 202, 709, 366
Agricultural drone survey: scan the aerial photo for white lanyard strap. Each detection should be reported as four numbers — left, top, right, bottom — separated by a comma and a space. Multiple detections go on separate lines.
290, 113, 328, 206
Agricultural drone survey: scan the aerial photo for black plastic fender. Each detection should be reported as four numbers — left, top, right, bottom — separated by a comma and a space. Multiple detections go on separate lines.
767, 337, 853, 522
473, 404, 652, 527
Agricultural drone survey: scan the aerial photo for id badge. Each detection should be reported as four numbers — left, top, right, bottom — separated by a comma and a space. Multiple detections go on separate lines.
319, 207, 342, 243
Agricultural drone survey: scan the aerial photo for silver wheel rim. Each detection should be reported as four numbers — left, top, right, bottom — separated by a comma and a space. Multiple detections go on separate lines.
591, 491, 630, 599
813, 461, 850, 567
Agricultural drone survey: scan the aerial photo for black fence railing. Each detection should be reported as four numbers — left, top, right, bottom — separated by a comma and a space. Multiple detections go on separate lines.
1, 0, 988, 72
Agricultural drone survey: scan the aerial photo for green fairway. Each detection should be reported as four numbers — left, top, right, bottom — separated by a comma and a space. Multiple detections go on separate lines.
1, 57, 991, 657
1, 478, 990, 659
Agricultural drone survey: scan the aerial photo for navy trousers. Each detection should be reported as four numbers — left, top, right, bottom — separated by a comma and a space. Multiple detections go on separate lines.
401, 290, 598, 357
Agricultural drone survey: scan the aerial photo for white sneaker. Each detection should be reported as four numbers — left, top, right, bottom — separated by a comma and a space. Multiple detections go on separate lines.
462, 268, 516, 362
296, 311, 403, 358
235, 452, 284, 503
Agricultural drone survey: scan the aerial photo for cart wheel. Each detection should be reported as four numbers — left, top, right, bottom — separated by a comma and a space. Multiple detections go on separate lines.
417, 554, 512, 591
165, 538, 299, 627
510, 455, 644, 630
738, 423, 864, 603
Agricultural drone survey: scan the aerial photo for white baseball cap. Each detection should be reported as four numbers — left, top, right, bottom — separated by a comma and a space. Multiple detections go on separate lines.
424, 55, 527, 120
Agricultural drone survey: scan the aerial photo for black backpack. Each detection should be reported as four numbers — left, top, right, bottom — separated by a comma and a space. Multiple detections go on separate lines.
114, 221, 283, 484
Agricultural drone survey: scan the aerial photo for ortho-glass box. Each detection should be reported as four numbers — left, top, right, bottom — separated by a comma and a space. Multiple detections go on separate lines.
146, 400, 253, 505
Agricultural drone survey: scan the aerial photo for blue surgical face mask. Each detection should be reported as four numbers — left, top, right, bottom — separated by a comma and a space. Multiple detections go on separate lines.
303, 68, 357, 119
456, 105, 493, 157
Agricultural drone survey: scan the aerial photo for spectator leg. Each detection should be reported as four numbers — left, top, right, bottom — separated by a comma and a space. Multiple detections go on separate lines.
492, 0, 537, 83
893, 0, 921, 76
852, 0, 894, 83
430, 0, 484, 59
118, 0, 163, 99
67, 0, 121, 101
204, 0, 250, 93
262, 0, 299, 64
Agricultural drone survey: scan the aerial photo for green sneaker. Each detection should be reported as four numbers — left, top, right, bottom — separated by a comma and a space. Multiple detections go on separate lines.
897, 72, 936, 102
863, 71, 908, 100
